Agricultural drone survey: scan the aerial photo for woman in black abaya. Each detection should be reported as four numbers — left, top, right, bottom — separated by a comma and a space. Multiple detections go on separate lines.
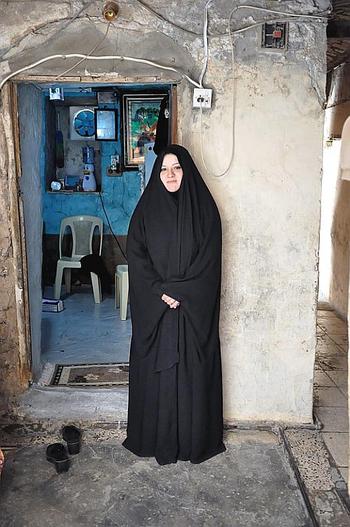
122, 144, 226, 465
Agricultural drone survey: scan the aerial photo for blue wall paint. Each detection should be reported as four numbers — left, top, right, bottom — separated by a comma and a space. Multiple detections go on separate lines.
42, 90, 147, 235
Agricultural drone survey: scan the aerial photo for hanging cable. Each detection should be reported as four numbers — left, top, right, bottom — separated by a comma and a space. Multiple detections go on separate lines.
229, 5, 328, 20
199, 12, 237, 180
0, 53, 201, 90
98, 192, 127, 262
197, 3, 328, 179
199, 0, 212, 88
134, 0, 201, 36
55, 22, 111, 80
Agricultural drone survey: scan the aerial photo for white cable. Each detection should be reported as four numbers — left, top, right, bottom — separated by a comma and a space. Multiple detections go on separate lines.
199, 17, 236, 180
199, 0, 212, 88
0, 53, 201, 90
198, 4, 328, 179
55, 22, 111, 80
230, 5, 328, 20
231, 16, 327, 36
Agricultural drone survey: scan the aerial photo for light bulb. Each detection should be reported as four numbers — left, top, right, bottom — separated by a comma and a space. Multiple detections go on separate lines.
103, 2, 119, 22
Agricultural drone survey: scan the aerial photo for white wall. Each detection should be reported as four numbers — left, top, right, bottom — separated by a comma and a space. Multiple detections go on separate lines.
178, 60, 324, 422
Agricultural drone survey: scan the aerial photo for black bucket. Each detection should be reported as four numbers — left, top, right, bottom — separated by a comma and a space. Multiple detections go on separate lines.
46, 443, 70, 473
62, 425, 82, 455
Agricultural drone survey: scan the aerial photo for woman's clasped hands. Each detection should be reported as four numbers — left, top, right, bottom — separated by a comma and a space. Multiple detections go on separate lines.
161, 293, 180, 309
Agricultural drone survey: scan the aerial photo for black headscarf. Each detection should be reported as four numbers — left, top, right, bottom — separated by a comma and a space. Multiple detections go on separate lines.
126, 144, 222, 370
123, 144, 225, 464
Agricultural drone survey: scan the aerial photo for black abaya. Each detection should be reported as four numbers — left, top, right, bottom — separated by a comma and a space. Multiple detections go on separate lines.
122, 144, 226, 465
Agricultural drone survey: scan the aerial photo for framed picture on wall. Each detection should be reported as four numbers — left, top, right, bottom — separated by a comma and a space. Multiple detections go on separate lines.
122, 94, 167, 169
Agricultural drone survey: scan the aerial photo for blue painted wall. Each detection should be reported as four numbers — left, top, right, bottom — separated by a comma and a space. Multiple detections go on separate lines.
42, 89, 151, 235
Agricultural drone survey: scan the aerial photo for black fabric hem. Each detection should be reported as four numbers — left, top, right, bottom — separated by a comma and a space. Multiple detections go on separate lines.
122, 438, 226, 465
187, 442, 226, 464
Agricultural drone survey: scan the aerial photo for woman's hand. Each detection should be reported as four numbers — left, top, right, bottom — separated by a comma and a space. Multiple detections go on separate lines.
161, 293, 180, 309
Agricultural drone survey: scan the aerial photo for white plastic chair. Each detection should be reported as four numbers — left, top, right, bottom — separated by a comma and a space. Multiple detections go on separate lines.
54, 215, 103, 303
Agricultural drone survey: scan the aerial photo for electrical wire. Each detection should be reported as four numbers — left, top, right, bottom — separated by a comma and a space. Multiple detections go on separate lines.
98, 191, 127, 262
134, 0, 201, 36
229, 5, 329, 20
199, 0, 212, 88
0, 53, 201, 90
199, 10, 237, 180
55, 22, 111, 80
0, 4, 329, 92
197, 3, 328, 178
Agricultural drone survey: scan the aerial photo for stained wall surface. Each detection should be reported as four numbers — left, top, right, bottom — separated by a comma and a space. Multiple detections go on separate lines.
0, 0, 330, 422
17, 84, 44, 379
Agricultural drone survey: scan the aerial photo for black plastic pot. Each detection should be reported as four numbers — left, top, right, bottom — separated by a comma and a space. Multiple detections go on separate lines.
62, 425, 82, 455
46, 443, 70, 473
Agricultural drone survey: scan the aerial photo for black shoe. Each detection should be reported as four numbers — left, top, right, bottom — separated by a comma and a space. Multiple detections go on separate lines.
62, 425, 82, 455
46, 443, 70, 473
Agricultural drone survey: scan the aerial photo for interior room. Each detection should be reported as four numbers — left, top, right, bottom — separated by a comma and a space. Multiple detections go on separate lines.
17, 81, 173, 381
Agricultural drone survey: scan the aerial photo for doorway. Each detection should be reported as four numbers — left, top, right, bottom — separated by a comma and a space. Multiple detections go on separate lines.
16, 80, 174, 384
315, 108, 349, 484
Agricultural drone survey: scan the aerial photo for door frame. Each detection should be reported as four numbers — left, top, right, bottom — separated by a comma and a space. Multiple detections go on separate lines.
7, 75, 178, 383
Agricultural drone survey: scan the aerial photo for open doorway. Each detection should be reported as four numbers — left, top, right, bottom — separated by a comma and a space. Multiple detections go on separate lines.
16, 81, 174, 385
315, 81, 349, 485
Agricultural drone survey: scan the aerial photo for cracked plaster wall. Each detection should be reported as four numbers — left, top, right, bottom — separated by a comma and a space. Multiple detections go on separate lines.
0, 0, 330, 422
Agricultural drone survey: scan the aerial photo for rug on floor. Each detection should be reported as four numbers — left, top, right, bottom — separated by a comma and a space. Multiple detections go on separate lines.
51, 363, 129, 386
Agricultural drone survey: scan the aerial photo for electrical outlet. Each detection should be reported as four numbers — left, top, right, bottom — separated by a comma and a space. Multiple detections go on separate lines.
193, 88, 212, 109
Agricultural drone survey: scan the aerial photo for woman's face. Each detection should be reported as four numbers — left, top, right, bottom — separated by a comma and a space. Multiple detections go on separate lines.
159, 154, 183, 192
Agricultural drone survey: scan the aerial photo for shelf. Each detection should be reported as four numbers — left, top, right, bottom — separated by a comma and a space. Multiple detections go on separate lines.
47, 190, 100, 195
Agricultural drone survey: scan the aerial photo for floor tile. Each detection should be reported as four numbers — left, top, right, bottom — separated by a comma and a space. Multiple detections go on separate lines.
339, 386, 348, 399
327, 370, 348, 387
317, 311, 341, 319
314, 386, 347, 407
320, 354, 348, 371
42, 286, 131, 364
314, 407, 348, 432
318, 321, 347, 335
339, 467, 348, 483
328, 334, 348, 350
316, 334, 343, 355
313, 371, 336, 387
321, 432, 348, 466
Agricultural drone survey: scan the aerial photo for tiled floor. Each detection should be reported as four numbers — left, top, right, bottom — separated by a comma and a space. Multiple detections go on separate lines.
41, 285, 132, 365
314, 307, 348, 483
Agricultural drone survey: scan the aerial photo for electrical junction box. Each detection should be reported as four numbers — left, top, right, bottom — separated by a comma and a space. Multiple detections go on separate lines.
262, 22, 288, 49
193, 88, 212, 109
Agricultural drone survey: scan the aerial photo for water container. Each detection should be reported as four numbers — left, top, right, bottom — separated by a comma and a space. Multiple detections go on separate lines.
82, 146, 95, 164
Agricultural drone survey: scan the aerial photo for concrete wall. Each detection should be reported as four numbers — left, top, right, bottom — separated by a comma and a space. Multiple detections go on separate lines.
0, 0, 330, 423
319, 64, 350, 318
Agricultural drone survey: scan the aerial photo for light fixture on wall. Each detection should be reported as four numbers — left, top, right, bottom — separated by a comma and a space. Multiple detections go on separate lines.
102, 2, 119, 22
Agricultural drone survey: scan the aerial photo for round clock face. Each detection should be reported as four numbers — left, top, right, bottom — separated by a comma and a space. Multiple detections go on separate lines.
73, 109, 95, 137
